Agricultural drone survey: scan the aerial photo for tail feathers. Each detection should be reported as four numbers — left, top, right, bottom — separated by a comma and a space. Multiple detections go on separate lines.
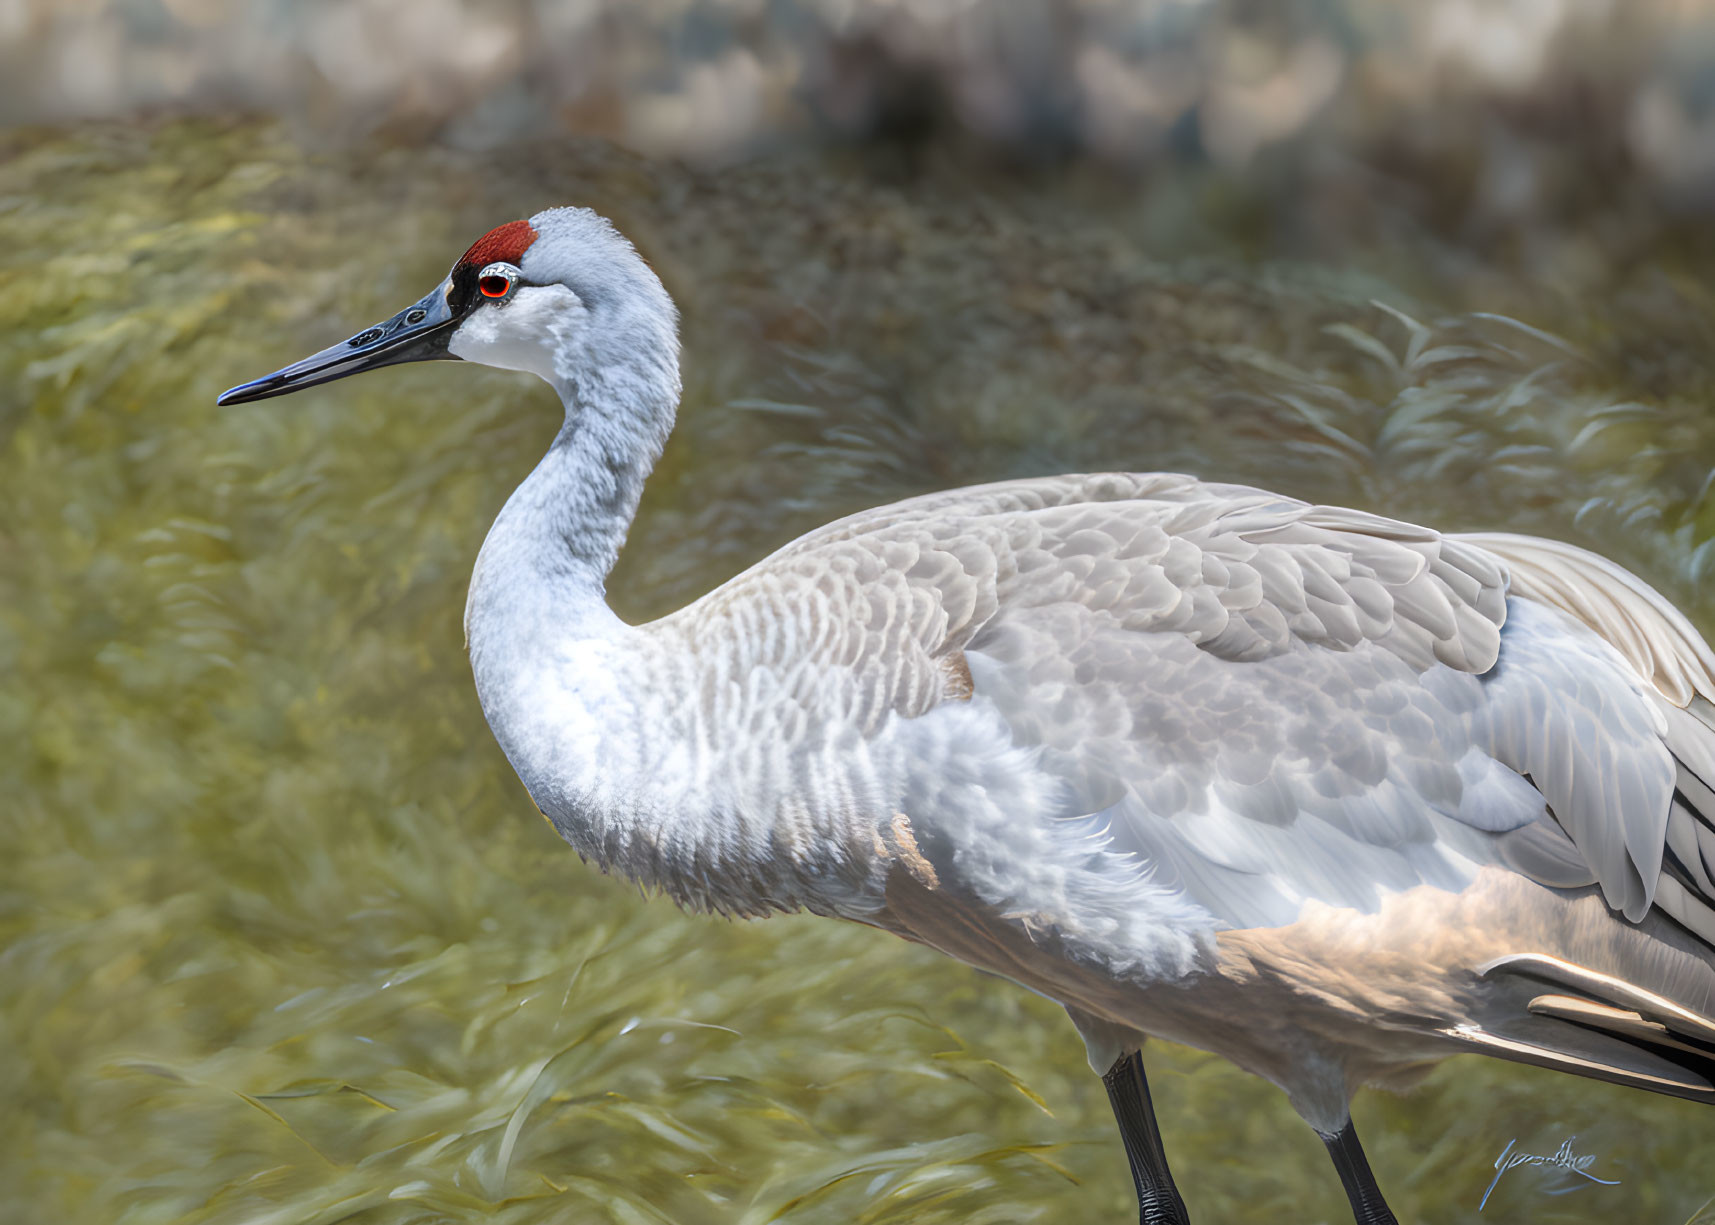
1456, 953, 1715, 1104
1527, 994, 1715, 1062
1481, 953, 1715, 1044
1460, 532, 1715, 706
1446, 535, 1715, 1099
1660, 700, 1715, 947
1462, 532, 1715, 947
1445, 1021, 1715, 1102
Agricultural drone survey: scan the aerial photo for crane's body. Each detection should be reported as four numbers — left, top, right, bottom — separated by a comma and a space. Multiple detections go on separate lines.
221, 206, 1715, 1224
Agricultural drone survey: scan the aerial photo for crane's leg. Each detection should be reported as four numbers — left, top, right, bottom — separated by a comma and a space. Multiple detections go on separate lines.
1317, 1119, 1398, 1225
1102, 1049, 1191, 1224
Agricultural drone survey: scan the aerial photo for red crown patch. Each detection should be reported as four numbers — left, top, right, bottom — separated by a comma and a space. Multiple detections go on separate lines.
457, 219, 539, 271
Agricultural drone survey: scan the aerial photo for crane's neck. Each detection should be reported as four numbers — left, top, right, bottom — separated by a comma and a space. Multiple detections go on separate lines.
464, 296, 680, 639
461, 318, 880, 921
475, 387, 666, 609
453, 248, 881, 920
463, 303, 679, 803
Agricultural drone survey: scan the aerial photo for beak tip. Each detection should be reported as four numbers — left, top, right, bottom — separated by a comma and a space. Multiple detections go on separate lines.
217, 377, 281, 406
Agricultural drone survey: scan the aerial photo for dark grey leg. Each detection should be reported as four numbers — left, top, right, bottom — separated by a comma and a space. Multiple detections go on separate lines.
1102, 1049, 1191, 1224
1318, 1119, 1399, 1225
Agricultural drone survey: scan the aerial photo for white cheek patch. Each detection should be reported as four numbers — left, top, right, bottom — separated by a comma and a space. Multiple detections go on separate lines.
449, 284, 584, 382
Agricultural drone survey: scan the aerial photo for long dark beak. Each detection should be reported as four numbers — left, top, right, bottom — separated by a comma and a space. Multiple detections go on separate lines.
217, 282, 463, 406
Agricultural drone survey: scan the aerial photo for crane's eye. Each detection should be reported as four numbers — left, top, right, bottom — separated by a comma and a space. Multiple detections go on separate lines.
477, 263, 517, 300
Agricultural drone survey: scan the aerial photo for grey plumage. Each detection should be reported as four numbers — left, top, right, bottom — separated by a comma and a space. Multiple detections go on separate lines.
477, 452, 1715, 1119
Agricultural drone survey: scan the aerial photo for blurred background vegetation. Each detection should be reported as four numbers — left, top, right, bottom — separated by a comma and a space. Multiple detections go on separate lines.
7, 2, 1715, 1223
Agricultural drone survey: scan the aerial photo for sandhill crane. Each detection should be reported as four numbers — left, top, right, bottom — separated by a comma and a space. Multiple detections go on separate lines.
219, 207, 1715, 1225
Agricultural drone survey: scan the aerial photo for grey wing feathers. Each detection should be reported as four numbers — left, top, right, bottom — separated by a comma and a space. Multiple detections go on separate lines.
775, 472, 1511, 671
1462, 532, 1715, 946
1462, 532, 1715, 705
686, 472, 1514, 739
674, 475, 1526, 928
676, 510, 999, 733
686, 472, 1715, 949
706, 474, 1715, 1104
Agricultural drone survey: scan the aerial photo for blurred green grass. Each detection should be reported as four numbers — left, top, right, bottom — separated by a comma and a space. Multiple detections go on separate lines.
3, 120, 1715, 1224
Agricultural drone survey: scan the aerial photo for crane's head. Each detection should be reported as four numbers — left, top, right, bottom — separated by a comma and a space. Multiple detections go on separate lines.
217, 207, 676, 406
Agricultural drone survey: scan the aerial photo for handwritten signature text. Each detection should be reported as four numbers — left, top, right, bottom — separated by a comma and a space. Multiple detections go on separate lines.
1479, 1136, 1620, 1211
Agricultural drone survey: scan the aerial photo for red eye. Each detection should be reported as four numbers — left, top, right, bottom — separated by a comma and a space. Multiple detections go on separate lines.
479, 274, 511, 298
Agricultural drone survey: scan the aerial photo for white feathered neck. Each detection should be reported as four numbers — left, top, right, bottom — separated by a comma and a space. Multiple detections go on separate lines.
454, 211, 698, 878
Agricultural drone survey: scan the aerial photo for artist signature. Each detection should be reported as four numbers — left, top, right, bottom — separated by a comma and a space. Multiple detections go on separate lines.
1478, 1136, 1620, 1211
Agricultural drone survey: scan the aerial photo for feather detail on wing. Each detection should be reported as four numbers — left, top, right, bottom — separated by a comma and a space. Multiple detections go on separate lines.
1461, 532, 1715, 706
656, 475, 1517, 928
659, 472, 1715, 952
767, 472, 1510, 671
1458, 532, 1715, 946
